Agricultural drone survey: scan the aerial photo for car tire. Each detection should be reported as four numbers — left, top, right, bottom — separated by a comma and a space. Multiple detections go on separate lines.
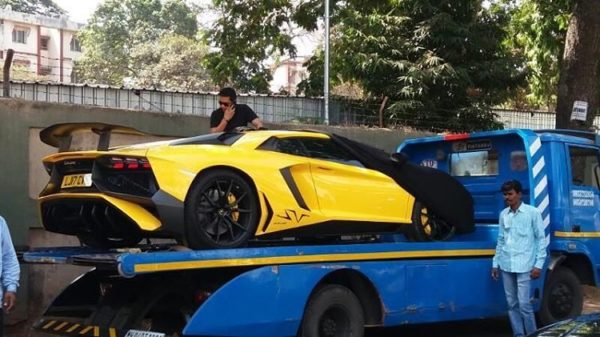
538, 266, 583, 326
185, 169, 259, 249
299, 284, 364, 337
406, 200, 455, 242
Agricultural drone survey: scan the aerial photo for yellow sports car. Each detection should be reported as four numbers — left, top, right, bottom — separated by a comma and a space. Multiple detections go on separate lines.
38, 123, 473, 249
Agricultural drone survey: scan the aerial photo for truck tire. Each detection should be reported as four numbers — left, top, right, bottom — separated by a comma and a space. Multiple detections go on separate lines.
538, 267, 583, 326
406, 201, 455, 242
299, 284, 364, 337
185, 169, 259, 249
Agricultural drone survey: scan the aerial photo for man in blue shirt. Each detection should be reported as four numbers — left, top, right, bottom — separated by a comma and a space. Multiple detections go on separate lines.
492, 180, 547, 337
0, 216, 19, 337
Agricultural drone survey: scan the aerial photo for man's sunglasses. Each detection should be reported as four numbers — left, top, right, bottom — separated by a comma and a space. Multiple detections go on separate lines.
219, 101, 231, 107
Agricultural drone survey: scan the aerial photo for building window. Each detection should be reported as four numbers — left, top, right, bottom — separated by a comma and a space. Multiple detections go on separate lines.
0, 51, 3, 59
40, 36, 50, 50
12, 28, 28, 44
70, 37, 81, 52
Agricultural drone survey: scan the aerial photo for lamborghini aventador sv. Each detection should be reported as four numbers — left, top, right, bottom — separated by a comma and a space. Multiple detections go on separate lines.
38, 123, 473, 249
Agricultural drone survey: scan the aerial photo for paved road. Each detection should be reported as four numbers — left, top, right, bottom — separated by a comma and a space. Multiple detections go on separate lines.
366, 317, 512, 337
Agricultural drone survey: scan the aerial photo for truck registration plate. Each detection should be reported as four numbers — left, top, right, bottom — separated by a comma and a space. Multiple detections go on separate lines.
124, 330, 166, 337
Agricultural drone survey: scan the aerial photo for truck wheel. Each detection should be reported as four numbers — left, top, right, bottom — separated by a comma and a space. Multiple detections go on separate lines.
299, 285, 364, 337
185, 169, 259, 249
406, 201, 455, 242
538, 267, 583, 326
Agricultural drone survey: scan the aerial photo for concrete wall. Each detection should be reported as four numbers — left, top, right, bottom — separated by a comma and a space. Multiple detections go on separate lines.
0, 97, 429, 333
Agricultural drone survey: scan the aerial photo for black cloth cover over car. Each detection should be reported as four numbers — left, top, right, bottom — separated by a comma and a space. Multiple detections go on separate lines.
330, 134, 475, 234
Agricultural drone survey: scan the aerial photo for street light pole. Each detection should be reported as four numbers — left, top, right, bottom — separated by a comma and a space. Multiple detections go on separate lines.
324, 0, 330, 125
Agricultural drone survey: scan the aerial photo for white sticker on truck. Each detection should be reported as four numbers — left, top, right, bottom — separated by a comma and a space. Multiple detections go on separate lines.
572, 190, 595, 207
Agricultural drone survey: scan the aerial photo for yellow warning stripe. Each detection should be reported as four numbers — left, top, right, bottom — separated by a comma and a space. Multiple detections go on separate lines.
42, 320, 57, 330
54, 321, 69, 331
80, 326, 94, 335
134, 249, 496, 273
555, 231, 600, 238
67, 323, 81, 333
109, 328, 117, 337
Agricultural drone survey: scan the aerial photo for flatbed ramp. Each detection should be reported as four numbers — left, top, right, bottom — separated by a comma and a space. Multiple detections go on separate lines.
23, 239, 496, 278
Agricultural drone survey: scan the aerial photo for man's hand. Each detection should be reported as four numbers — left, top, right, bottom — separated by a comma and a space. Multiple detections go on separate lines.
491, 267, 499, 281
530, 267, 542, 280
223, 104, 236, 121
3, 291, 16, 313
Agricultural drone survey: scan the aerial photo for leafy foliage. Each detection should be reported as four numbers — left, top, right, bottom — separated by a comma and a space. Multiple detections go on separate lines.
296, 0, 517, 131
76, 0, 205, 89
206, 0, 297, 93
0, 0, 65, 16
129, 33, 214, 91
504, 0, 572, 109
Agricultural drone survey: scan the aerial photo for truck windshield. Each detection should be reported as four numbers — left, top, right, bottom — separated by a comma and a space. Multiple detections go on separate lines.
450, 150, 499, 177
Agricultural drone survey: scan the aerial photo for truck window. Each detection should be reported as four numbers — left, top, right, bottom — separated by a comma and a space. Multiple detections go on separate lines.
569, 146, 600, 188
449, 150, 498, 176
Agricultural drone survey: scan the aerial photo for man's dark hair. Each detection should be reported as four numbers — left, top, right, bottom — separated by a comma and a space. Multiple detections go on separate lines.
219, 87, 237, 102
501, 180, 522, 193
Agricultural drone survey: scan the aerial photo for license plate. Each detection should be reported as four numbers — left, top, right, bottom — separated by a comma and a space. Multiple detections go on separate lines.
125, 330, 166, 337
61, 173, 92, 188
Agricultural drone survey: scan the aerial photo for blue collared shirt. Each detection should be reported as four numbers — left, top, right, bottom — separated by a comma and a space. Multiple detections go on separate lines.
492, 203, 547, 273
0, 216, 19, 297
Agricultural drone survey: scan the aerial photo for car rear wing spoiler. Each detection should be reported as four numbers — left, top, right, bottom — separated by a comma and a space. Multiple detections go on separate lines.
40, 122, 148, 152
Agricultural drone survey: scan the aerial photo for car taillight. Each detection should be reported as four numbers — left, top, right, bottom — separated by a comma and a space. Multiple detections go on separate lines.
104, 157, 151, 170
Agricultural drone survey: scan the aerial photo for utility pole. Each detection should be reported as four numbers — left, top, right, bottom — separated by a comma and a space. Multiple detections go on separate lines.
324, 0, 330, 125
3, 49, 14, 97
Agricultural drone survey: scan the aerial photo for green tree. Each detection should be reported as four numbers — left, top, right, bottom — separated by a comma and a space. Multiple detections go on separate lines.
76, 0, 202, 87
554, 0, 600, 130
0, 0, 65, 16
505, 0, 571, 109
206, 0, 296, 93
298, 0, 520, 131
130, 33, 214, 91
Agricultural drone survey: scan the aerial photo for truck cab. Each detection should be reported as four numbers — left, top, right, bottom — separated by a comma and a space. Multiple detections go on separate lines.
400, 128, 600, 322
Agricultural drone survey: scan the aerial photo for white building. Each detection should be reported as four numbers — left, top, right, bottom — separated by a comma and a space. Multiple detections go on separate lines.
0, 6, 84, 83
270, 57, 308, 95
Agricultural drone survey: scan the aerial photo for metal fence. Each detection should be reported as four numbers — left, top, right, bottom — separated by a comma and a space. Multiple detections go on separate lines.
3, 81, 325, 124
494, 109, 600, 130
4, 81, 600, 130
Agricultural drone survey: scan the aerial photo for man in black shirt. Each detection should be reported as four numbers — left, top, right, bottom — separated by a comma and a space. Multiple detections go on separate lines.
210, 87, 263, 133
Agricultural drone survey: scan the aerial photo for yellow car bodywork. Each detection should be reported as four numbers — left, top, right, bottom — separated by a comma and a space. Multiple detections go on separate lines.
39, 130, 416, 245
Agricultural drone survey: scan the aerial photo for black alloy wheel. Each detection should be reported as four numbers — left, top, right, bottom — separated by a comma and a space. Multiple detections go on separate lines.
406, 200, 455, 242
185, 169, 259, 249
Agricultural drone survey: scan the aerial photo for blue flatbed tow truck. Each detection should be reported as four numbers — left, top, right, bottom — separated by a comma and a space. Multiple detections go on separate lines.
25, 128, 600, 337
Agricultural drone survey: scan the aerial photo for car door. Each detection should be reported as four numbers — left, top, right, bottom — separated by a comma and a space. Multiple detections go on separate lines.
567, 145, 600, 233
298, 137, 413, 224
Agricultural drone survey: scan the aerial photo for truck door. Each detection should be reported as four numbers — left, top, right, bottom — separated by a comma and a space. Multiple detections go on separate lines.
567, 145, 600, 232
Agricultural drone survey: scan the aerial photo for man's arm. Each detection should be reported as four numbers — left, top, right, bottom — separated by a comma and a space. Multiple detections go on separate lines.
251, 117, 263, 129
210, 106, 237, 133
210, 118, 229, 133
0, 217, 19, 312
533, 209, 547, 270
492, 210, 506, 280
